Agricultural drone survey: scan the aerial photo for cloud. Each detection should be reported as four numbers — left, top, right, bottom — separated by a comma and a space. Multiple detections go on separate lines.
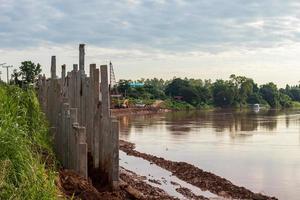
1, 0, 300, 86
1, 0, 300, 53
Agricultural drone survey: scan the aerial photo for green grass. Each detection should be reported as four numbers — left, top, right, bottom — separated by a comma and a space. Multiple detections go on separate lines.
0, 84, 58, 200
161, 99, 195, 110
291, 101, 300, 108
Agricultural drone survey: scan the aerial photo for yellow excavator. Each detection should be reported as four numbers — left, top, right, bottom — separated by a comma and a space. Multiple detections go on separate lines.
122, 99, 129, 108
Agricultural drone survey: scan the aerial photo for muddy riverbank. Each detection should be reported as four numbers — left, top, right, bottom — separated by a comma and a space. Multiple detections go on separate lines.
111, 108, 171, 116
57, 168, 180, 200
120, 140, 277, 200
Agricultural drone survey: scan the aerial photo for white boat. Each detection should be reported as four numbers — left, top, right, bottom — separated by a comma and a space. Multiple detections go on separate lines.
252, 103, 260, 112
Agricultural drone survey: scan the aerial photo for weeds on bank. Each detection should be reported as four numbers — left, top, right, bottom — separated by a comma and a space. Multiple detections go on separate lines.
0, 84, 58, 200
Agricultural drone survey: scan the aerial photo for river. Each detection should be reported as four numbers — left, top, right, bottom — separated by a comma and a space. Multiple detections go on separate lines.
118, 109, 300, 200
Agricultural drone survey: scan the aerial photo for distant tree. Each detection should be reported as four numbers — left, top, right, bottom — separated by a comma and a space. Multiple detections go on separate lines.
165, 78, 189, 97
230, 74, 256, 106
259, 82, 280, 107
281, 85, 300, 102
117, 79, 131, 95
278, 93, 292, 107
179, 86, 198, 104
212, 79, 236, 107
12, 61, 42, 87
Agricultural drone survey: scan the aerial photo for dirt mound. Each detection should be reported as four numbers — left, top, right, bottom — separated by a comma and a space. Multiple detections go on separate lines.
57, 169, 127, 200
120, 168, 178, 200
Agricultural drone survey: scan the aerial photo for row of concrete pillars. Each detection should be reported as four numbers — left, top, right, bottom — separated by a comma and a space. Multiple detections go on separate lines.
38, 44, 119, 189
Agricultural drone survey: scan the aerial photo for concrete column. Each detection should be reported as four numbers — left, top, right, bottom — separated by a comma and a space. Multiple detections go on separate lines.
79, 44, 85, 73
61, 64, 66, 82
100, 65, 110, 173
79, 143, 87, 178
62, 103, 70, 166
69, 108, 77, 170
77, 127, 87, 178
88, 64, 96, 153
110, 119, 119, 189
93, 67, 100, 168
73, 64, 78, 72
100, 65, 110, 117
66, 105, 71, 168
73, 123, 80, 172
82, 75, 88, 129
51, 56, 56, 79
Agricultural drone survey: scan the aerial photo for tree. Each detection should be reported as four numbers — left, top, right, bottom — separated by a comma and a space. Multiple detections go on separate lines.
230, 74, 255, 106
179, 86, 198, 104
165, 78, 189, 97
12, 61, 42, 87
259, 82, 280, 107
117, 79, 131, 95
212, 79, 236, 107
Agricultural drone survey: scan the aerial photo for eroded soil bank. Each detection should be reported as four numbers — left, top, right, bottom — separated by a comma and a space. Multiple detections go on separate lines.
57, 168, 180, 200
119, 140, 278, 200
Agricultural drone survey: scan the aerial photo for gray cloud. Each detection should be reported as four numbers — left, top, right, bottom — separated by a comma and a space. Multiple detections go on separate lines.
1, 0, 300, 52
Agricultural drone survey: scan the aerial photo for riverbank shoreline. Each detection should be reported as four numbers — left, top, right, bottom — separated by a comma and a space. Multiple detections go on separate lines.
111, 107, 171, 116
119, 140, 278, 200
57, 167, 182, 200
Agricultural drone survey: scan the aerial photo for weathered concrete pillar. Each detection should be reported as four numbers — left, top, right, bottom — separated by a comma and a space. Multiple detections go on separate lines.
73, 123, 80, 172
77, 126, 87, 178
100, 65, 109, 117
92, 66, 100, 168
86, 64, 96, 155
81, 75, 88, 130
61, 65, 66, 97
110, 119, 119, 189
79, 142, 87, 178
79, 44, 85, 73
69, 108, 77, 170
100, 65, 110, 175
51, 56, 56, 79
66, 105, 71, 168
73, 64, 78, 72
62, 103, 70, 166
61, 64, 66, 81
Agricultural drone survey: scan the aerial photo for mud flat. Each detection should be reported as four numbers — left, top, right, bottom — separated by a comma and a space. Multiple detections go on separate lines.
120, 151, 215, 199
120, 140, 278, 200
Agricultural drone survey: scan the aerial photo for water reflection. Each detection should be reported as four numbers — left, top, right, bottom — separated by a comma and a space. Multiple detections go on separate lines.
118, 109, 298, 137
117, 109, 300, 199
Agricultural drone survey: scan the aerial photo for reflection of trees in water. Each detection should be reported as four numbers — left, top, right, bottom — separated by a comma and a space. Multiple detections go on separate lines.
118, 109, 299, 138
256, 110, 279, 131
208, 110, 259, 134
118, 113, 165, 138
286, 115, 290, 128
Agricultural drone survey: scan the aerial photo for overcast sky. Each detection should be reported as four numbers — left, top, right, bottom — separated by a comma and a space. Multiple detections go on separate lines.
1, 0, 300, 86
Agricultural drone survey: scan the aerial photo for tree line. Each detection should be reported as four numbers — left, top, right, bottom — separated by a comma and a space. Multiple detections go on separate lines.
116, 75, 300, 109
7, 61, 300, 109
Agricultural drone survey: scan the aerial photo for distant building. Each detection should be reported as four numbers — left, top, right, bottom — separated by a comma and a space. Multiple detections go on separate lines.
129, 82, 144, 87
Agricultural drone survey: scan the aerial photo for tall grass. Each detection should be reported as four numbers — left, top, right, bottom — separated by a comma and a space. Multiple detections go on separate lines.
0, 84, 58, 199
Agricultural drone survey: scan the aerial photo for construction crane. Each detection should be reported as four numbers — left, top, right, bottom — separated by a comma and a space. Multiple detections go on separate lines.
109, 61, 117, 89
109, 61, 123, 108
1, 63, 13, 83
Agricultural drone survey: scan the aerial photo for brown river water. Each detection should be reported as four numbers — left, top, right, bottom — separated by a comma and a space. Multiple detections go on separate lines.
118, 109, 300, 200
